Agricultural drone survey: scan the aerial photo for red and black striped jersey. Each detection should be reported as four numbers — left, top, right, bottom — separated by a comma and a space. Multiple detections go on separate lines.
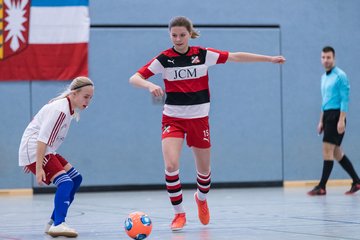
138, 46, 229, 119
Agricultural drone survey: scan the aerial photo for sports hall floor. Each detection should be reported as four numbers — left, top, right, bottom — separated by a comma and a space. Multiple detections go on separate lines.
1, 186, 359, 240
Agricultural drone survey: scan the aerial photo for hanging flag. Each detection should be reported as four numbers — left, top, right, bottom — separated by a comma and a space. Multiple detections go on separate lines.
0, 0, 89, 81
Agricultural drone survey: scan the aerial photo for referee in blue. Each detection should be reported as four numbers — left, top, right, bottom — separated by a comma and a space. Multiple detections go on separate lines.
308, 46, 360, 195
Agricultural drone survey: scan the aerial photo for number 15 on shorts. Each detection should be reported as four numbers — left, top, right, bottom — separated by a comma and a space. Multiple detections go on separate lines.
203, 129, 210, 142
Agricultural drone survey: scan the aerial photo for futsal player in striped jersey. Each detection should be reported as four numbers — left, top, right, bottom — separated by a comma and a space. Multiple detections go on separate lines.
19, 77, 94, 237
129, 16, 285, 231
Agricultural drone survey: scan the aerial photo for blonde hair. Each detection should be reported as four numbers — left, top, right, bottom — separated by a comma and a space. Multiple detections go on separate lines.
169, 16, 200, 39
50, 76, 94, 121
50, 76, 94, 102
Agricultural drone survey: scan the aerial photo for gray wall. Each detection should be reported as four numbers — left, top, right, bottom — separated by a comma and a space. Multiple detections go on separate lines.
1, 0, 360, 189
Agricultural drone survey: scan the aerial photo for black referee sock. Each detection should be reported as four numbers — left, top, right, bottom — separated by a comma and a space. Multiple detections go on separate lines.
319, 160, 334, 189
339, 155, 360, 183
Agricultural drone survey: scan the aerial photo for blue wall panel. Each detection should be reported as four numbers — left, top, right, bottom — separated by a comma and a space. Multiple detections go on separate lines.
195, 28, 282, 182
0, 82, 32, 188
1, 0, 360, 189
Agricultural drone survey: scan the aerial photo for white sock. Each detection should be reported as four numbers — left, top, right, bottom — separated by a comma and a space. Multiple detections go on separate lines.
174, 203, 185, 214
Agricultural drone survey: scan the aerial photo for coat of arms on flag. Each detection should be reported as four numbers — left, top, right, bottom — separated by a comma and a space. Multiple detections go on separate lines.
0, 0, 30, 60
0, 0, 89, 81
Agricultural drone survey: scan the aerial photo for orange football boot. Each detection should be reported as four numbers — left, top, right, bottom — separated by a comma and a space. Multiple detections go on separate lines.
171, 213, 186, 231
194, 192, 210, 225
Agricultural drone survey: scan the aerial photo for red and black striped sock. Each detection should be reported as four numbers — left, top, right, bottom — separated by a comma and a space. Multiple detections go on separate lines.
165, 169, 184, 213
197, 171, 211, 201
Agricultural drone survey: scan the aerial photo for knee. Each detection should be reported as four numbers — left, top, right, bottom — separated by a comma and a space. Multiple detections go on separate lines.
72, 174, 83, 192
334, 149, 344, 161
64, 180, 74, 190
75, 174, 83, 185
334, 153, 343, 161
322, 149, 334, 160
67, 167, 83, 187
164, 158, 179, 173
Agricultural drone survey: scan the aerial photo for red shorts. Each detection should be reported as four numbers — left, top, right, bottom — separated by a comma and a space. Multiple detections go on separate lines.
27, 154, 69, 185
162, 115, 211, 148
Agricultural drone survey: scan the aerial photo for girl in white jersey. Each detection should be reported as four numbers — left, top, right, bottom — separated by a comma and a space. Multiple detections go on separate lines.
129, 16, 286, 231
19, 76, 94, 237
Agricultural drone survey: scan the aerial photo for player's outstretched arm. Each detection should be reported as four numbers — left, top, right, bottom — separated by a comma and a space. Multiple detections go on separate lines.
228, 52, 286, 64
129, 73, 164, 97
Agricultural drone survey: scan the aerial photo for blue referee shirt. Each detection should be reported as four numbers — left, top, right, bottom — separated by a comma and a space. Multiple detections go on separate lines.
321, 66, 350, 112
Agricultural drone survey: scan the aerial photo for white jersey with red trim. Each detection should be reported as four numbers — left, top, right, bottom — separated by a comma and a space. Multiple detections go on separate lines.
138, 46, 229, 119
18, 97, 74, 166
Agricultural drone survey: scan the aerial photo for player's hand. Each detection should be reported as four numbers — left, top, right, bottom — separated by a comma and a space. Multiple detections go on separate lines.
271, 56, 286, 64
317, 122, 323, 135
148, 84, 164, 97
36, 168, 46, 185
23, 166, 31, 174
337, 120, 345, 134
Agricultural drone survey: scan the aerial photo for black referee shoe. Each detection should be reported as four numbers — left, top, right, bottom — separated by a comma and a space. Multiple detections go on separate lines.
345, 183, 360, 195
307, 186, 326, 196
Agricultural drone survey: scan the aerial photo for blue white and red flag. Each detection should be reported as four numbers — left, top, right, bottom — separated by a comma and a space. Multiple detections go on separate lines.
0, 0, 89, 80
